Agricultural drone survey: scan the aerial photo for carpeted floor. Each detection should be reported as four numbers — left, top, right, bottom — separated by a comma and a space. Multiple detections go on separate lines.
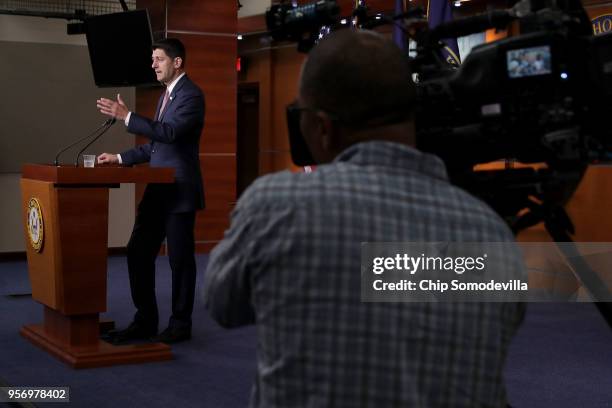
0, 256, 611, 407
505, 302, 612, 407
0, 255, 256, 408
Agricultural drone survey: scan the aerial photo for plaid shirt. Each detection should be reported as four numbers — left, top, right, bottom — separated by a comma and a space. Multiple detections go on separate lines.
205, 141, 525, 408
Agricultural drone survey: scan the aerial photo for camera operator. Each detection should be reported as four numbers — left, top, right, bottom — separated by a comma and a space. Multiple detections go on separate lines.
204, 29, 525, 407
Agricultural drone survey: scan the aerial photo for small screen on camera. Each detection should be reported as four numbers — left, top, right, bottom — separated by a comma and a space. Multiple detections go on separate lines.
507, 46, 552, 78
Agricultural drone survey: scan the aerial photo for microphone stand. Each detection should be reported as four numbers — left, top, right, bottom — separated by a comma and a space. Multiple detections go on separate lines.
74, 118, 117, 167
54, 118, 115, 166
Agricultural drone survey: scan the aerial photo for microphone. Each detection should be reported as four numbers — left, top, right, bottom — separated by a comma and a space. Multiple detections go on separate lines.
74, 118, 117, 167
54, 118, 115, 166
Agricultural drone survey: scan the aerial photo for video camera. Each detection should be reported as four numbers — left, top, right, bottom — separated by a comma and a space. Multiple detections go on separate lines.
413, 0, 612, 171
266, 0, 612, 326
266, 0, 612, 220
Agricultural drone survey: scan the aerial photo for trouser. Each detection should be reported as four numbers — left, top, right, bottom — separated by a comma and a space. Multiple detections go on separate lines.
126, 206, 197, 331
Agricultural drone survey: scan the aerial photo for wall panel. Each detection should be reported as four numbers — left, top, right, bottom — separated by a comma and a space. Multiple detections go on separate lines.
195, 153, 235, 250
172, 34, 237, 154
240, 44, 303, 176
199, 155, 236, 210
167, 0, 236, 34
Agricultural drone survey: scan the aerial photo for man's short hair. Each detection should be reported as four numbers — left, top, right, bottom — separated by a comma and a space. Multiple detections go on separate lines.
152, 38, 186, 68
299, 30, 416, 128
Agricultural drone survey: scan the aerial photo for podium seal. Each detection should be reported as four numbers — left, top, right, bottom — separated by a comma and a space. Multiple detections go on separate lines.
26, 197, 44, 252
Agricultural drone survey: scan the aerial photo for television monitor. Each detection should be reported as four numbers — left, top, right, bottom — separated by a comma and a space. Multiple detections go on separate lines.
506, 45, 552, 79
85, 9, 158, 87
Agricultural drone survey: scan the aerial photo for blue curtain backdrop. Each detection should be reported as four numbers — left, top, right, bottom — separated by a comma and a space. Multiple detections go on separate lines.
393, 0, 407, 51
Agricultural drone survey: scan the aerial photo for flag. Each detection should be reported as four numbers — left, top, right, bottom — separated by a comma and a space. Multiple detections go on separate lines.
427, 0, 461, 66
393, 0, 407, 51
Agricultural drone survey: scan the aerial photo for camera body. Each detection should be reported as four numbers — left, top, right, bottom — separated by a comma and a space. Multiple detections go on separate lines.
266, 0, 612, 216
265, 0, 612, 322
417, 28, 612, 171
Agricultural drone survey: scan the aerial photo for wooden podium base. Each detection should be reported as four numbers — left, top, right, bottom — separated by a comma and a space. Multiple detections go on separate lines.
20, 307, 173, 369
21, 325, 173, 369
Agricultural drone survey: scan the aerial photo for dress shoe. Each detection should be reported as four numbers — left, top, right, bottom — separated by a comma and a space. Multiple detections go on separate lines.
103, 322, 157, 344
151, 327, 191, 344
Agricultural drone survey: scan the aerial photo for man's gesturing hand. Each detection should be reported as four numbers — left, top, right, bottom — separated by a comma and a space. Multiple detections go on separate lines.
97, 153, 119, 165
97, 93, 129, 121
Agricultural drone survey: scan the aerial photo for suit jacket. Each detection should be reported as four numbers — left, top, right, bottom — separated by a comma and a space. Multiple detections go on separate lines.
121, 75, 205, 213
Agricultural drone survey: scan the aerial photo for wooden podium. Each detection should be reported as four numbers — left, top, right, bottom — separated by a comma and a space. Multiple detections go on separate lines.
19, 164, 175, 368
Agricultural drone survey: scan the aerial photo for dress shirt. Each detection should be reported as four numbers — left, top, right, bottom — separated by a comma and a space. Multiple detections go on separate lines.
205, 140, 526, 408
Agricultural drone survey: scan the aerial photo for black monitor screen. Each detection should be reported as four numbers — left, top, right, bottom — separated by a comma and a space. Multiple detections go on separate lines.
85, 10, 157, 87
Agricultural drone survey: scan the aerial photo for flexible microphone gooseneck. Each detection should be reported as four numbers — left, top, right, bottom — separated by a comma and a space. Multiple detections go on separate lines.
74, 118, 117, 167
53, 118, 115, 166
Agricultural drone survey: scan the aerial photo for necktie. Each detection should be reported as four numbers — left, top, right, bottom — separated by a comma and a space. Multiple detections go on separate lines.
157, 90, 170, 120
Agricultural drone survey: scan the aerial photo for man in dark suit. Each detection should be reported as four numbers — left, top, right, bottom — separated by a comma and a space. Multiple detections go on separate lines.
96, 38, 205, 344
